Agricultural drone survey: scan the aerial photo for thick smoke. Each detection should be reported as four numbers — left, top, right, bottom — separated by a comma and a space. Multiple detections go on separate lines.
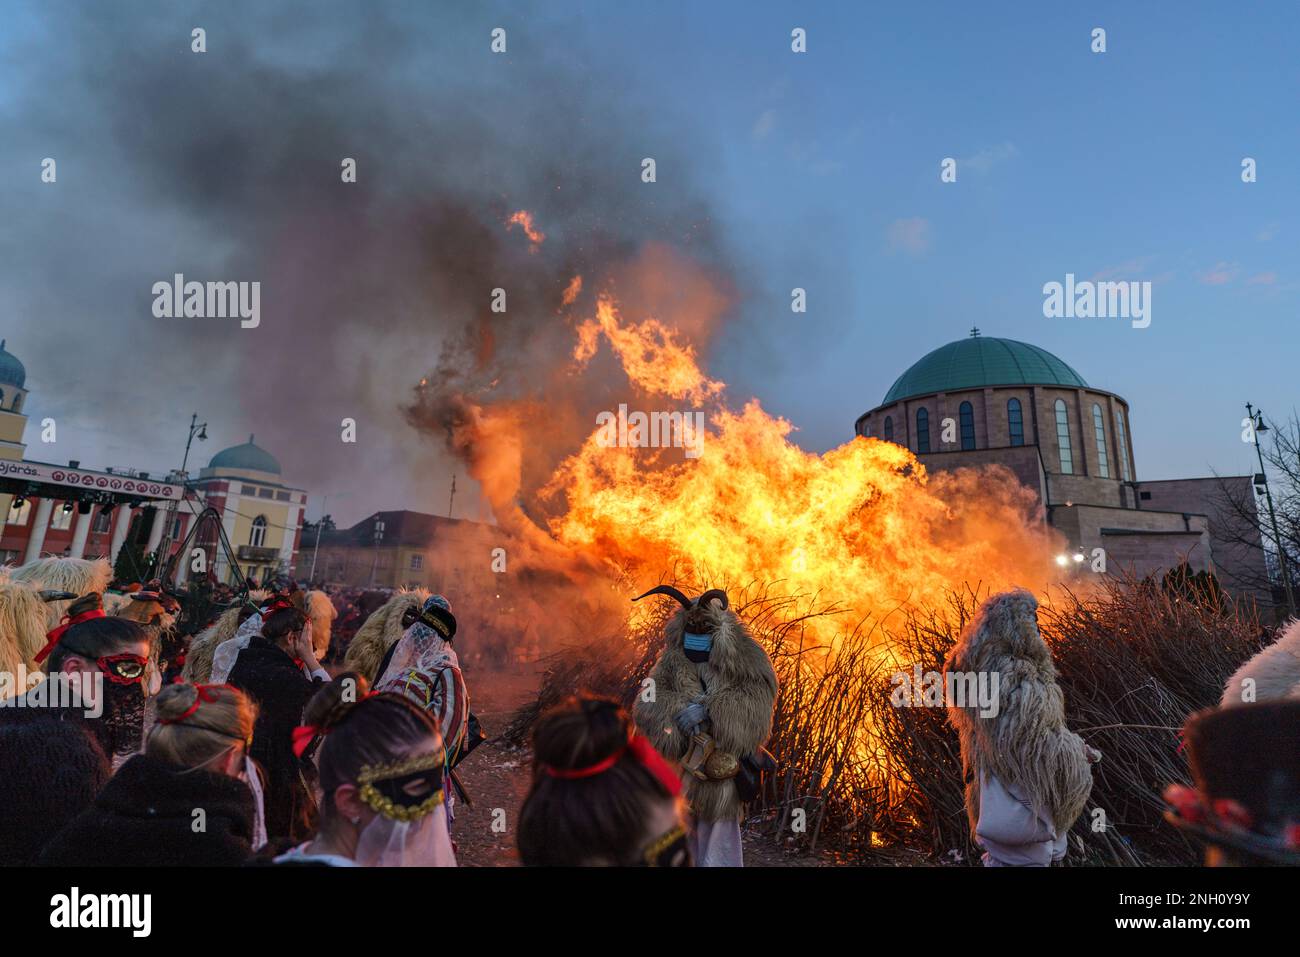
1, 1, 736, 531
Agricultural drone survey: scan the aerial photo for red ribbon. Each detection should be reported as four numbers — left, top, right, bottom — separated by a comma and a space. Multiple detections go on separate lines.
541, 734, 681, 797
292, 724, 323, 759
33, 609, 107, 664
161, 683, 226, 724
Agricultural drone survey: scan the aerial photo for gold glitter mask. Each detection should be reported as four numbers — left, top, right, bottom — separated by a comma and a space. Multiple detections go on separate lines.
356, 752, 445, 822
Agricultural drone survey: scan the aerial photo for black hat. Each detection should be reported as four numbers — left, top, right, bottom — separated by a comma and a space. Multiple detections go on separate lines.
1164, 702, 1300, 865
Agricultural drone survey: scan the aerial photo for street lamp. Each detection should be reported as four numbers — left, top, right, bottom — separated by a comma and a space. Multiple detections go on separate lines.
369, 517, 386, 587
1246, 402, 1295, 616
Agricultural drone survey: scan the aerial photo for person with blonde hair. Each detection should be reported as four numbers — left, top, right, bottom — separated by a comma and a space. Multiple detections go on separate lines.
40, 682, 264, 866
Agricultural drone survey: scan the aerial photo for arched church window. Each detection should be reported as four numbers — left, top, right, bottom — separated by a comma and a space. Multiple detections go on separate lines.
959, 401, 976, 450
1092, 404, 1110, 478
250, 515, 268, 548
1113, 409, 1132, 481
916, 407, 930, 453
1007, 398, 1024, 446
1054, 400, 1073, 474
883, 416, 894, 442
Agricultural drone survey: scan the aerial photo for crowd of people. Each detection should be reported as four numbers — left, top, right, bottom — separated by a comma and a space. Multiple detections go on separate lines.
0, 555, 1296, 868
0, 562, 699, 867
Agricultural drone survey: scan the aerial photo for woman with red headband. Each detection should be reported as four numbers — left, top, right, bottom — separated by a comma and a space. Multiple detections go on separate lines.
518, 695, 691, 867
40, 681, 261, 866
6, 592, 154, 763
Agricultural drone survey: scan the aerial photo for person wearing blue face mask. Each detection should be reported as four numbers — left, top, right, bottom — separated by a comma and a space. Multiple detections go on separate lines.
632, 585, 777, 867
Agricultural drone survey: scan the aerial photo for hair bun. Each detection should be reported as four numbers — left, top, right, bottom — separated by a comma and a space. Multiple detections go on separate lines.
154, 682, 201, 723
67, 592, 103, 618
534, 695, 631, 772
303, 672, 371, 732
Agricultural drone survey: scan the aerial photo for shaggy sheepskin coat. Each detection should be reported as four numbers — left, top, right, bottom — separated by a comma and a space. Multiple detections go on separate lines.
0, 579, 52, 693
182, 604, 252, 684
944, 589, 1094, 865
1222, 618, 1300, 706
633, 600, 777, 823
305, 590, 337, 659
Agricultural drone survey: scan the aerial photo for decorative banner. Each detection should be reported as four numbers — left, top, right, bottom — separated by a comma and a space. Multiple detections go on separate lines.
0, 460, 183, 500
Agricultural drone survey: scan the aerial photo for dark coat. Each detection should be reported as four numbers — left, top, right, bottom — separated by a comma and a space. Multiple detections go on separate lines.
226, 636, 324, 842
0, 712, 110, 866
38, 753, 254, 866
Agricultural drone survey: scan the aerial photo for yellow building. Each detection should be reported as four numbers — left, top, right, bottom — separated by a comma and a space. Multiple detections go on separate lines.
185, 435, 308, 586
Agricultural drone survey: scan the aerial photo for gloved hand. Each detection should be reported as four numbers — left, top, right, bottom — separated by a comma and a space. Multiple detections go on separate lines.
674, 700, 709, 735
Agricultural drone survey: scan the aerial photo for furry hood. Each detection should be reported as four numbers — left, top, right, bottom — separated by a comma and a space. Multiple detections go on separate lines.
1222, 617, 1300, 706
342, 589, 430, 683
659, 597, 772, 686
944, 589, 1093, 834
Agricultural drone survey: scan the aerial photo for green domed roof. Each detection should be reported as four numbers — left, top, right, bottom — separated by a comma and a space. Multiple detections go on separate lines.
882, 335, 1088, 405
0, 339, 26, 388
208, 434, 281, 475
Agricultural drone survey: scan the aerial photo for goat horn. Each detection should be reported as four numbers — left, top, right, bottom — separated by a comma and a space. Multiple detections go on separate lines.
632, 585, 692, 609
695, 588, 729, 610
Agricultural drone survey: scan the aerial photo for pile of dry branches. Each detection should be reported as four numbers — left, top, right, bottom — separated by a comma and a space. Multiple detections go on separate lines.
505, 576, 1267, 865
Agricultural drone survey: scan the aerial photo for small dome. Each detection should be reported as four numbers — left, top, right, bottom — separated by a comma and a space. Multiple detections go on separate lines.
882, 335, 1088, 405
208, 434, 282, 475
0, 339, 26, 389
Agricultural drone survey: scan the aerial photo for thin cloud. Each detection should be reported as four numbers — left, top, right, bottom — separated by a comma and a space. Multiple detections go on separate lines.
1246, 272, 1277, 286
752, 109, 776, 140
1198, 262, 1240, 285
957, 142, 1018, 174
887, 217, 931, 255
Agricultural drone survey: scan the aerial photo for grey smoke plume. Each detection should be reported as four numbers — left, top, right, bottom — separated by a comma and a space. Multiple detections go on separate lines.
1, 0, 738, 530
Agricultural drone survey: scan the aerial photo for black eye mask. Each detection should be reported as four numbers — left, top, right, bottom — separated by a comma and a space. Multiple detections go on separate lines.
357, 753, 446, 822
640, 824, 693, 867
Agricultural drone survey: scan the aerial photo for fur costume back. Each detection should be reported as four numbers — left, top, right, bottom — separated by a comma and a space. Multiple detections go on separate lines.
944, 589, 1094, 840
633, 595, 777, 823
182, 594, 268, 684
11, 557, 112, 630
0, 579, 49, 697
342, 588, 429, 684
1221, 618, 1300, 706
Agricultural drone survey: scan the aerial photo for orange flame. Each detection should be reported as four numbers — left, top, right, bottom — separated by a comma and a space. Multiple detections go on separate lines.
506, 210, 545, 250
541, 283, 1062, 649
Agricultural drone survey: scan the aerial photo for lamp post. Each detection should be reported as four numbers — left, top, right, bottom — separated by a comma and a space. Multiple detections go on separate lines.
1247, 403, 1295, 616
306, 491, 352, 583
368, 517, 386, 587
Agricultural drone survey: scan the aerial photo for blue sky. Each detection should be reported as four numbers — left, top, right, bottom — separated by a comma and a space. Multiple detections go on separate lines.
1, 1, 1296, 523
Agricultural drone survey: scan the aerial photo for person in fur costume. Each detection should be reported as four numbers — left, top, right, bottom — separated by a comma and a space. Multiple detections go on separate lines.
0, 578, 55, 696
632, 585, 776, 867
944, 589, 1100, 867
12, 557, 113, 630
1221, 618, 1300, 706
182, 591, 269, 683
342, 589, 430, 684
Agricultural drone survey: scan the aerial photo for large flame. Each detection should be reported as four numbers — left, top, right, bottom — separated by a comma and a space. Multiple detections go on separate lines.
416, 214, 1065, 655
543, 289, 1062, 646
